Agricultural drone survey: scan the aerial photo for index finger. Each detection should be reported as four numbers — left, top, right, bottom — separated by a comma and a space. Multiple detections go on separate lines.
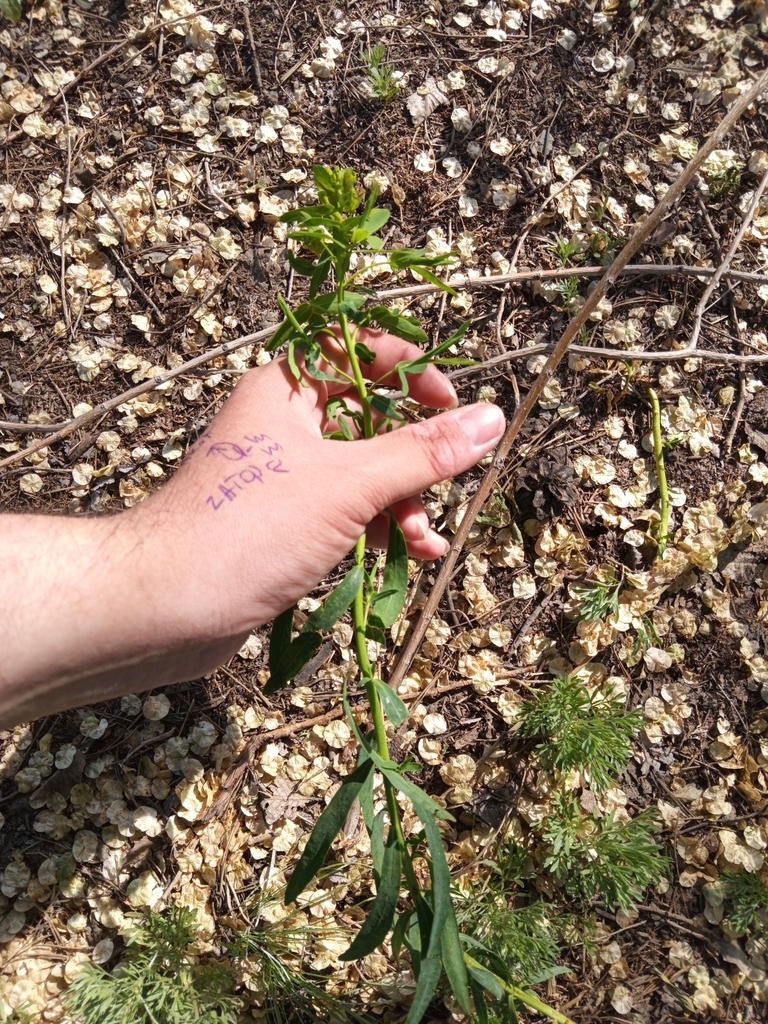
319, 326, 459, 410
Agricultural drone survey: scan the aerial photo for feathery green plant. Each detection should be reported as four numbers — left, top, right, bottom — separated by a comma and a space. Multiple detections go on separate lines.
518, 674, 642, 793
720, 868, 768, 936
63, 906, 241, 1024
539, 791, 666, 912
570, 570, 622, 622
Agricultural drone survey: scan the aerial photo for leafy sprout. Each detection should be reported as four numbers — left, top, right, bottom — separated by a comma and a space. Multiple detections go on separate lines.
360, 45, 401, 102
517, 674, 642, 793
551, 235, 581, 267
539, 792, 667, 912
570, 569, 622, 622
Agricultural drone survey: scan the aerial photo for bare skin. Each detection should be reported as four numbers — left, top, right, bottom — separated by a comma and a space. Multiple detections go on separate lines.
0, 330, 505, 727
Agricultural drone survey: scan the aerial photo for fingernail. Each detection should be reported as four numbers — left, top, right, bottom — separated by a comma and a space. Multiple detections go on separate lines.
456, 404, 505, 446
446, 381, 460, 410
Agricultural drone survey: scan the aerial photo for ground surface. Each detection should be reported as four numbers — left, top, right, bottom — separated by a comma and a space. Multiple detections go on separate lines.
2, 0, 768, 1021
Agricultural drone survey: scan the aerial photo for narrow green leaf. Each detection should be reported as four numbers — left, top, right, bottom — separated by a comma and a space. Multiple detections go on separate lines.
369, 808, 386, 877
269, 607, 295, 676
340, 825, 401, 960
470, 980, 491, 1024
441, 907, 472, 1014
392, 909, 417, 965
358, 753, 375, 833
410, 265, 456, 294
374, 678, 409, 726
466, 965, 505, 1001
309, 258, 331, 298
405, 956, 442, 1024
303, 566, 364, 633
370, 518, 408, 628
264, 632, 323, 695
286, 338, 305, 384
365, 305, 428, 343
365, 623, 387, 644
285, 759, 375, 903
388, 248, 454, 270
355, 341, 376, 364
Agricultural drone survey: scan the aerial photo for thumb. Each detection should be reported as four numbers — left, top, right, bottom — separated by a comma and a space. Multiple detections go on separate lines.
349, 404, 506, 514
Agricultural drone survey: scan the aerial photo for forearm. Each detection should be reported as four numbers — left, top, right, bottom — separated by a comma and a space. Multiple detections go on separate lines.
0, 506, 248, 728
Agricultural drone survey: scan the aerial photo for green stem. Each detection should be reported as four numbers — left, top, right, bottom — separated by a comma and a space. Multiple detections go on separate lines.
338, 311, 373, 439
343, 325, 422, 898
648, 388, 669, 557
464, 956, 577, 1024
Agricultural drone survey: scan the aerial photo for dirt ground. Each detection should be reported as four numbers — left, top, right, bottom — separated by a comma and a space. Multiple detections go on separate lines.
2, 0, 768, 1021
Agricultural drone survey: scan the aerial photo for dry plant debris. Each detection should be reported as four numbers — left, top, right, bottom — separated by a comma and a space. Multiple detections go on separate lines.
3, 0, 768, 1021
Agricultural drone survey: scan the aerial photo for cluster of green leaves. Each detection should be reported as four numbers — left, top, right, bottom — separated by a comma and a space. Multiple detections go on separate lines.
518, 674, 642, 794
554, 276, 580, 304
551, 236, 581, 267
539, 791, 666, 912
63, 907, 241, 1024
708, 165, 742, 199
719, 868, 768, 936
360, 44, 401, 102
570, 568, 622, 622
0, 0, 21, 24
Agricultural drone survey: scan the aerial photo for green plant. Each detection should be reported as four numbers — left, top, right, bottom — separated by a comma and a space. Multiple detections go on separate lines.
720, 868, 768, 936
0, 0, 21, 24
555, 276, 580, 304
539, 791, 667, 912
232, 884, 377, 1023
360, 44, 401, 102
551, 236, 580, 267
648, 388, 670, 556
262, 165, 502, 1023
518, 675, 642, 793
586, 229, 623, 266
708, 165, 742, 198
570, 569, 622, 622
63, 906, 241, 1024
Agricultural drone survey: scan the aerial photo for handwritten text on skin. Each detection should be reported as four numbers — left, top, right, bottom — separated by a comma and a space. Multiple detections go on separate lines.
203, 433, 288, 511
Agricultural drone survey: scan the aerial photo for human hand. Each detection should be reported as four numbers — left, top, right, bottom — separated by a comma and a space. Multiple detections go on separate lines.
136, 328, 506, 667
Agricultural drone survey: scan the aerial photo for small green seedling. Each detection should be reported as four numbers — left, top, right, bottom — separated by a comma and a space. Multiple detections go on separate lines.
539, 791, 666, 912
551, 235, 581, 267
570, 570, 622, 623
720, 868, 768, 936
360, 44, 401, 102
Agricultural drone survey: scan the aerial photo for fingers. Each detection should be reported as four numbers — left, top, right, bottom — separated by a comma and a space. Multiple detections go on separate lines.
319, 327, 459, 410
367, 512, 449, 559
348, 403, 506, 518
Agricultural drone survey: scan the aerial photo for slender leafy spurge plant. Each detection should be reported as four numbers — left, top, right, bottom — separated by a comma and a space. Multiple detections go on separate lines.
263, 166, 482, 1022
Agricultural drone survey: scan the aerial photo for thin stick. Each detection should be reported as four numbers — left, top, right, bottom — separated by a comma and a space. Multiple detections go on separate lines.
387, 66, 768, 694
688, 168, 768, 352
374, 262, 768, 302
